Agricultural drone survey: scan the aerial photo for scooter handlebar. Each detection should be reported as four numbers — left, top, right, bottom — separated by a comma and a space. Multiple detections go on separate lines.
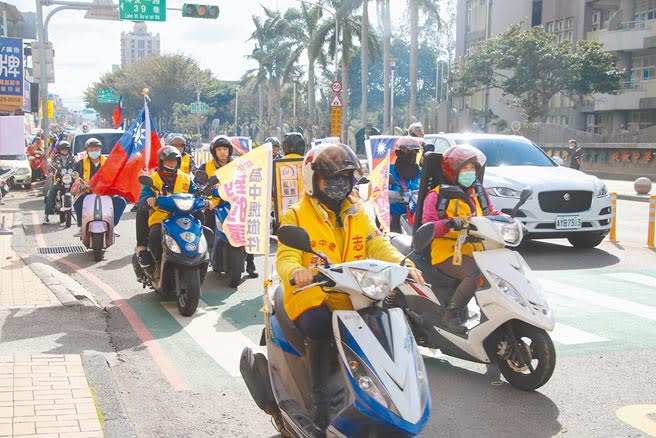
289, 273, 325, 286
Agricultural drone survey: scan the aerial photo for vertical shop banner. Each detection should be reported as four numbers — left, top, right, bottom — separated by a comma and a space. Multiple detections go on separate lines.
214, 144, 272, 254
272, 157, 304, 226
0, 37, 24, 110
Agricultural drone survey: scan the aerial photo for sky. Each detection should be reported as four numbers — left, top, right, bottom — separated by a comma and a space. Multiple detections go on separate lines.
14, 0, 406, 110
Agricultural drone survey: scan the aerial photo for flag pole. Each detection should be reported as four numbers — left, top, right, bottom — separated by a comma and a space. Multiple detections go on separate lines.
143, 88, 152, 173
262, 142, 274, 308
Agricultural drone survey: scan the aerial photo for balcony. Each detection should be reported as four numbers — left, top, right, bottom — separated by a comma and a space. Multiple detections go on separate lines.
587, 21, 656, 52
593, 80, 656, 111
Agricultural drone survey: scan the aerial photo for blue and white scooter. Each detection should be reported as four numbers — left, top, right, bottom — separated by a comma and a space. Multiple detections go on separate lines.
132, 174, 215, 316
209, 201, 245, 288
240, 224, 435, 437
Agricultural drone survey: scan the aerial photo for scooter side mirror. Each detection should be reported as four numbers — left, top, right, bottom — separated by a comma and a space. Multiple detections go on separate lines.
138, 175, 156, 190
510, 188, 533, 217
400, 222, 435, 266
388, 190, 404, 204
195, 170, 209, 185
277, 225, 314, 253
207, 175, 219, 186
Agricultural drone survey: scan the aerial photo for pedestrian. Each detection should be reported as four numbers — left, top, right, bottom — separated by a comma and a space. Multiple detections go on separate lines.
568, 139, 583, 170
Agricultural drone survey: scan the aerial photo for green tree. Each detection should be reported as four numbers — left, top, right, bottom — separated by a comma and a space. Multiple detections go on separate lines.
453, 23, 623, 122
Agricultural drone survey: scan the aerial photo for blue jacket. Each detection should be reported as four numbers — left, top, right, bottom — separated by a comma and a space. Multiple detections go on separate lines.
389, 165, 421, 216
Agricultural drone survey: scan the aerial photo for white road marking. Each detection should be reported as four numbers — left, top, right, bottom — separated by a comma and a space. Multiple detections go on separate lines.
163, 300, 261, 377
550, 323, 608, 345
542, 279, 656, 322
604, 273, 656, 288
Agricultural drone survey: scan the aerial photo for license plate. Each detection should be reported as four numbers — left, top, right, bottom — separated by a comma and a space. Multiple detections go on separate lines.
555, 215, 582, 230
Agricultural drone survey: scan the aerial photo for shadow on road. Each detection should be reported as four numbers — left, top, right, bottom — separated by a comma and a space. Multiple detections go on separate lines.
518, 240, 620, 270
424, 357, 562, 437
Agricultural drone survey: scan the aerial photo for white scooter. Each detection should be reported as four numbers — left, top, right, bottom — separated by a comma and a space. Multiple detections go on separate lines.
390, 188, 556, 391
73, 175, 116, 262
240, 224, 435, 437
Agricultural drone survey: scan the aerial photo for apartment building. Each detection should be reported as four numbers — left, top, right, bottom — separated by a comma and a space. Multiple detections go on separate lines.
455, 0, 656, 135
120, 21, 161, 67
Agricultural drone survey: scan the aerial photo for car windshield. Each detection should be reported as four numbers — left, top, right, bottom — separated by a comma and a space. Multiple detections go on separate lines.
455, 138, 556, 167
0, 154, 27, 160
72, 133, 124, 155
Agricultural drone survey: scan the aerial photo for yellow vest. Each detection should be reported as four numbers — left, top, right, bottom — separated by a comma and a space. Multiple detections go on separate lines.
429, 185, 485, 265
204, 160, 222, 177
148, 171, 192, 227
282, 196, 370, 320
82, 156, 106, 182
180, 154, 192, 174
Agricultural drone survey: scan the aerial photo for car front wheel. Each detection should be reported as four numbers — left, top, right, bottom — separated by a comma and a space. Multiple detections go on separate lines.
567, 231, 606, 248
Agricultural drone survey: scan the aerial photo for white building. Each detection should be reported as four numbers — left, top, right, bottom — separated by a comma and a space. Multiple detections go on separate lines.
120, 21, 160, 67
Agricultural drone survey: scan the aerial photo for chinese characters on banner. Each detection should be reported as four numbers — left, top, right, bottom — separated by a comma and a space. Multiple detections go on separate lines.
365, 136, 399, 232
0, 37, 24, 110
215, 144, 272, 254
273, 158, 304, 226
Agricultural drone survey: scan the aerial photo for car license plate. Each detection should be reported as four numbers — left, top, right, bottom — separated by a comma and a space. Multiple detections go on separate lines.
555, 215, 582, 230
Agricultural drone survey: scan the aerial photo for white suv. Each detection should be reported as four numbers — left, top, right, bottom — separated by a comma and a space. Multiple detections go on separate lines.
424, 133, 611, 248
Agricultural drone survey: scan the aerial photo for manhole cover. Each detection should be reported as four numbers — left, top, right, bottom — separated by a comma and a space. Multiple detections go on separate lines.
37, 245, 86, 255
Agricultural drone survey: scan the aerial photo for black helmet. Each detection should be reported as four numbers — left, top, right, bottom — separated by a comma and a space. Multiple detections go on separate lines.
265, 136, 281, 147
157, 145, 182, 175
84, 137, 102, 148
57, 141, 71, 151
210, 135, 233, 159
282, 132, 306, 156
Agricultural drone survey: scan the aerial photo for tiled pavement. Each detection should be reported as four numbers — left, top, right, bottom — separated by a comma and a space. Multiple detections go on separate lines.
0, 212, 104, 437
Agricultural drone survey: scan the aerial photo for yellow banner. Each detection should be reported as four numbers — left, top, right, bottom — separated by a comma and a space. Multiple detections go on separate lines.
273, 157, 304, 226
215, 144, 272, 254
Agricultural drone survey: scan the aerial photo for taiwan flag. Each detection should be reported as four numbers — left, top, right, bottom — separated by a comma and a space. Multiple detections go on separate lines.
365, 136, 399, 232
230, 136, 252, 156
366, 135, 399, 170
111, 96, 123, 129
89, 101, 161, 203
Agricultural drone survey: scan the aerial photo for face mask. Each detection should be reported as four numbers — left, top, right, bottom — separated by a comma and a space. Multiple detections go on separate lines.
457, 171, 477, 187
321, 175, 352, 202
88, 151, 101, 160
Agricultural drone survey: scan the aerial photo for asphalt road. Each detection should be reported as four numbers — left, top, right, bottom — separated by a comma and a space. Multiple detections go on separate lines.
2, 187, 656, 438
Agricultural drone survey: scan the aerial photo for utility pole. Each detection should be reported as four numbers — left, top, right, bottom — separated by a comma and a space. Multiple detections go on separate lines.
196, 88, 201, 141
234, 86, 239, 136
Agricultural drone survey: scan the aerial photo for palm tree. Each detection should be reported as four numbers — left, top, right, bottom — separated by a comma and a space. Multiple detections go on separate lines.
377, 0, 391, 133
360, 0, 370, 131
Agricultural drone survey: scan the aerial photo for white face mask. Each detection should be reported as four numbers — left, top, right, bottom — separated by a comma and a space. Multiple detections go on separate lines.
88, 151, 101, 160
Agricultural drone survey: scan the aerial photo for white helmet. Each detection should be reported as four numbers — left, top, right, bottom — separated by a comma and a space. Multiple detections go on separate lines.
302, 143, 362, 196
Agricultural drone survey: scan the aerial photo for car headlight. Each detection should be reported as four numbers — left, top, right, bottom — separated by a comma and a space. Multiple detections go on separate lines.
501, 221, 522, 246
198, 234, 207, 253
350, 267, 391, 301
487, 271, 530, 309
164, 234, 181, 253
15, 168, 29, 175
596, 184, 608, 197
487, 187, 521, 198
173, 197, 195, 212
343, 344, 401, 417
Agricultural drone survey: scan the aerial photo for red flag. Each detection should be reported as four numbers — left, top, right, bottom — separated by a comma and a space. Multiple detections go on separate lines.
90, 101, 161, 203
111, 96, 123, 129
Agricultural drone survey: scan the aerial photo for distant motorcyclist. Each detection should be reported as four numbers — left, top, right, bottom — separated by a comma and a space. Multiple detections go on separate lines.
281, 132, 305, 159
266, 136, 282, 160
168, 135, 196, 175
421, 144, 506, 333
389, 136, 423, 233
72, 138, 126, 227
44, 141, 76, 223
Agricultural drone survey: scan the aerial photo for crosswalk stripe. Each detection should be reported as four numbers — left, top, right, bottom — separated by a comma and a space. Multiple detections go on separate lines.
163, 300, 261, 377
550, 323, 609, 345
603, 273, 656, 288
542, 279, 656, 322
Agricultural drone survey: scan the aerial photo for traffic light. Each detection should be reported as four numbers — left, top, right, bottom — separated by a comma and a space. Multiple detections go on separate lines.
181, 4, 220, 19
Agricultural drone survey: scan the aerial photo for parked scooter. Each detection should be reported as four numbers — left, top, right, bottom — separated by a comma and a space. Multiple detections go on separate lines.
240, 223, 434, 437
53, 167, 75, 227
389, 188, 556, 391
131, 174, 215, 316
28, 149, 46, 182
73, 174, 117, 262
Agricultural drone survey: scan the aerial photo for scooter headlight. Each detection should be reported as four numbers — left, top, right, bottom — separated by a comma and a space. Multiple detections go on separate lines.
198, 234, 207, 253
487, 271, 530, 309
164, 234, 181, 253
350, 267, 391, 301
342, 344, 401, 417
501, 221, 522, 247
16, 168, 29, 175
173, 197, 195, 212
62, 174, 73, 184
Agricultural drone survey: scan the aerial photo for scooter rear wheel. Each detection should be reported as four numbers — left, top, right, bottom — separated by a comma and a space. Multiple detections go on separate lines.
177, 268, 200, 316
65, 211, 72, 228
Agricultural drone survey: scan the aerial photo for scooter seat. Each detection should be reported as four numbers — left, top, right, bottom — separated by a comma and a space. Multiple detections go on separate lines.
273, 286, 306, 355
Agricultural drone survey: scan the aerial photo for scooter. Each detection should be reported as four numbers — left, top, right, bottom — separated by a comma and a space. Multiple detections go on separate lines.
389, 188, 556, 391
0, 168, 15, 204
131, 174, 214, 316
209, 201, 246, 288
28, 150, 46, 182
53, 167, 75, 228
240, 223, 435, 438
78, 188, 116, 262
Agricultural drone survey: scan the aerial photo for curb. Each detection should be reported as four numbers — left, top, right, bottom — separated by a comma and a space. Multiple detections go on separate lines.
10, 211, 98, 307
616, 194, 652, 203
82, 354, 137, 438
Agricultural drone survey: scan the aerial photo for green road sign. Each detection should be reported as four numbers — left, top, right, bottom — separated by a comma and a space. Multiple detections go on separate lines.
98, 89, 115, 104
191, 102, 207, 114
119, 0, 166, 22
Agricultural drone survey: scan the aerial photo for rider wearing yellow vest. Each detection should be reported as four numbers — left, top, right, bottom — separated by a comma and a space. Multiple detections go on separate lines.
276, 143, 424, 429
280, 131, 306, 159
421, 144, 504, 333
168, 135, 196, 175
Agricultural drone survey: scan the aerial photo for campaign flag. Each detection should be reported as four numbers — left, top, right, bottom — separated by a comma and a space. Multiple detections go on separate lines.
89, 101, 161, 203
214, 143, 272, 255
365, 136, 399, 232
230, 136, 252, 156
111, 96, 123, 129
311, 137, 340, 148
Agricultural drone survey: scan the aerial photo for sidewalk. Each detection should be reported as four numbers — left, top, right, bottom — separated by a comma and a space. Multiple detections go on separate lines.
602, 178, 654, 203
0, 212, 103, 438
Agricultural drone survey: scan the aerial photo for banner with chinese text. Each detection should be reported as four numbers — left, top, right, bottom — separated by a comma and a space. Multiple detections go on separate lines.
0, 37, 24, 111
215, 144, 272, 254
272, 157, 304, 227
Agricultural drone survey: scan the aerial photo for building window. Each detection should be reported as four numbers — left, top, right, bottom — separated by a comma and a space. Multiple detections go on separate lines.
546, 21, 553, 32
465, 0, 486, 34
546, 16, 575, 42
532, 0, 542, 27
631, 54, 656, 84
635, 0, 656, 21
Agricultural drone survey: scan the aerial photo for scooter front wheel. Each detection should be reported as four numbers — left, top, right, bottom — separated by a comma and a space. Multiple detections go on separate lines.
228, 246, 244, 288
91, 233, 104, 262
497, 321, 556, 391
177, 268, 200, 316
65, 211, 72, 228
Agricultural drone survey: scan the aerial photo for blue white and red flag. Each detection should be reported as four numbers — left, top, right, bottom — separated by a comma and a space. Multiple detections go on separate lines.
230, 137, 252, 156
